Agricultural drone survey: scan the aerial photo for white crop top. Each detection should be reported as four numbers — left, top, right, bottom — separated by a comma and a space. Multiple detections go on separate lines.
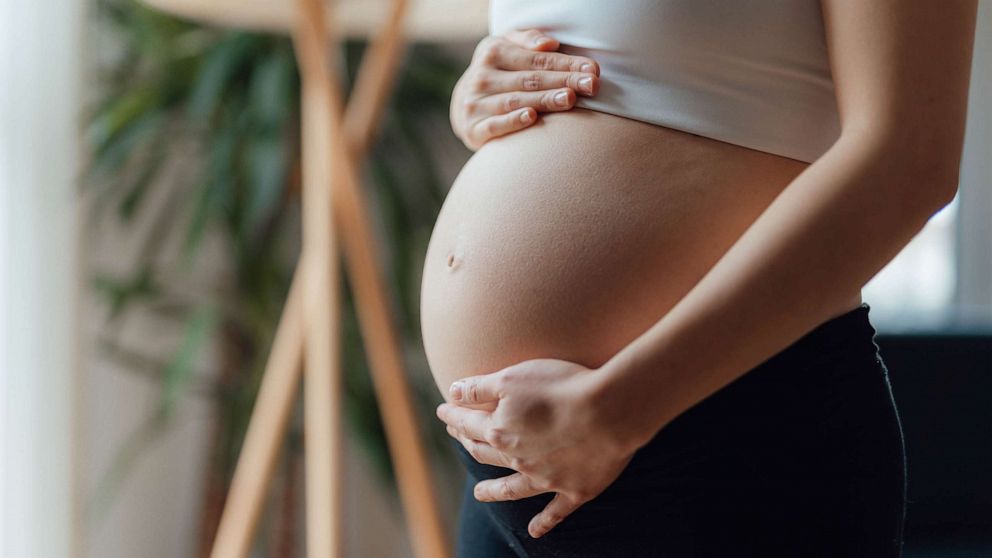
489, 0, 842, 164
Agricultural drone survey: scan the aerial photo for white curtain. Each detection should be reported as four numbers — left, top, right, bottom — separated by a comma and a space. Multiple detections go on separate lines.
0, 0, 84, 556
955, 0, 992, 324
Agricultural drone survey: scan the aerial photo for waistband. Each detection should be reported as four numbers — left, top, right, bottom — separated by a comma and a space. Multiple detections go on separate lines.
760, 302, 879, 372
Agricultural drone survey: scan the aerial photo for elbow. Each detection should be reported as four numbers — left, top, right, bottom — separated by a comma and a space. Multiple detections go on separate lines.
932, 170, 961, 211
906, 160, 960, 222
842, 124, 964, 215
914, 149, 961, 214
896, 121, 967, 212
907, 129, 963, 210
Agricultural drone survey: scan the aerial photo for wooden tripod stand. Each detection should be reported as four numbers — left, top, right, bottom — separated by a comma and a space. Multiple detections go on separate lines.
194, 0, 452, 556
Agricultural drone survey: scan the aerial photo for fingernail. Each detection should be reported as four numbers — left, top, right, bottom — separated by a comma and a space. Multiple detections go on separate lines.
520, 109, 533, 123
533, 36, 551, 47
580, 63, 595, 73
578, 76, 593, 94
449, 381, 463, 401
554, 90, 570, 107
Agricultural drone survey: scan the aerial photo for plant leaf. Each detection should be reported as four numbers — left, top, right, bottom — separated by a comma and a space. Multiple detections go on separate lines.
161, 305, 218, 414
187, 33, 257, 121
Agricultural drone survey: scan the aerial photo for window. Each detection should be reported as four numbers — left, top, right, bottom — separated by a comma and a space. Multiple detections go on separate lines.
863, 196, 960, 331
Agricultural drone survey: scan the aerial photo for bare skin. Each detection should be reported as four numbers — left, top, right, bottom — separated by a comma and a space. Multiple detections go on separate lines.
430, 0, 977, 540
423, 107, 855, 392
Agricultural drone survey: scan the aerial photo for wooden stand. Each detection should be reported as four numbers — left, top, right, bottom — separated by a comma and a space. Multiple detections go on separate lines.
164, 0, 456, 556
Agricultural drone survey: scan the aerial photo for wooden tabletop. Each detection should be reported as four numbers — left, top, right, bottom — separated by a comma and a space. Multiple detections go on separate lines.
141, 0, 489, 40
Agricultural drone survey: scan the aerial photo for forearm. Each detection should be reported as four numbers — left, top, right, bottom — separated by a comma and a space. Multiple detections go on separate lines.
596, 130, 958, 451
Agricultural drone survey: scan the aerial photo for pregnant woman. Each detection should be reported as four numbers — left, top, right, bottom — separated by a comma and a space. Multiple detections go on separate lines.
420, 1, 978, 556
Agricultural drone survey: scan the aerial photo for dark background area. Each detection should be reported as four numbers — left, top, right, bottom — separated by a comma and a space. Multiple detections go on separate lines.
878, 332, 992, 557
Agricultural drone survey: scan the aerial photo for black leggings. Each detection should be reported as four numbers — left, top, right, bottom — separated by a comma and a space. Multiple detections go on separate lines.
453, 302, 907, 557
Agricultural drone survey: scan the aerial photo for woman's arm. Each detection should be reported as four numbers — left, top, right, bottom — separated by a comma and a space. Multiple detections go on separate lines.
593, 0, 979, 453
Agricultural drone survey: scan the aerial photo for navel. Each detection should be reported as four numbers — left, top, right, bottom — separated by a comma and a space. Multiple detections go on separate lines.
445, 242, 465, 272
443, 231, 473, 273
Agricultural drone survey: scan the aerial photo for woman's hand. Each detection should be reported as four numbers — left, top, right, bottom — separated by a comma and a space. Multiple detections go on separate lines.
435, 358, 644, 539
450, 29, 601, 150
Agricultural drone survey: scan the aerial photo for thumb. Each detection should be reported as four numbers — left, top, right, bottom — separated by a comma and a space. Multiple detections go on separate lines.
449, 373, 504, 404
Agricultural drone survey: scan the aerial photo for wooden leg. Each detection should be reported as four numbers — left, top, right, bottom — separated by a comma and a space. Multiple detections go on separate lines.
208, 274, 305, 558
210, 0, 450, 556
298, 18, 343, 557
295, 1, 452, 557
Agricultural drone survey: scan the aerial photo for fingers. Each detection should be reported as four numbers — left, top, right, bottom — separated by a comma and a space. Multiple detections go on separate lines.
448, 371, 513, 405
458, 76, 590, 149
503, 28, 560, 51
436, 402, 494, 442
496, 42, 599, 74
474, 472, 547, 503
528, 493, 582, 539
473, 69, 599, 96
448, 426, 514, 467
476, 33, 600, 75
465, 88, 577, 119
462, 108, 536, 149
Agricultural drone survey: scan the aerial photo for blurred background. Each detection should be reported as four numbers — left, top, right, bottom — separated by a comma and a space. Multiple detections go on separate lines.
0, 1, 989, 557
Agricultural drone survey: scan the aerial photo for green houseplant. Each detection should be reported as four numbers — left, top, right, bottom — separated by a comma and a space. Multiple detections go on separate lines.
83, 0, 467, 553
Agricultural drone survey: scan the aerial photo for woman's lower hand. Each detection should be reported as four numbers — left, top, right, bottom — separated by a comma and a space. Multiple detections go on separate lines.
436, 358, 642, 539
450, 29, 601, 150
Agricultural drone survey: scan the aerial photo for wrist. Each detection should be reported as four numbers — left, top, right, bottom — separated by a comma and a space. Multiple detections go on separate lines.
584, 357, 669, 456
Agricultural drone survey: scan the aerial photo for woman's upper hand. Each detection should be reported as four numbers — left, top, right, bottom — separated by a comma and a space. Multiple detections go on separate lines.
450, 29, 601, 151
436, 358, 644, 539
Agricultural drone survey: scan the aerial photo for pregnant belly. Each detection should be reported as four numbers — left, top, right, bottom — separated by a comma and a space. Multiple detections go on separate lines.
420, 108, 810, 399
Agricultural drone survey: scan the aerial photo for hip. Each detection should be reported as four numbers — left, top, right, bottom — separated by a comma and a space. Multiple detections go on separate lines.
453, 302, 907, 557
